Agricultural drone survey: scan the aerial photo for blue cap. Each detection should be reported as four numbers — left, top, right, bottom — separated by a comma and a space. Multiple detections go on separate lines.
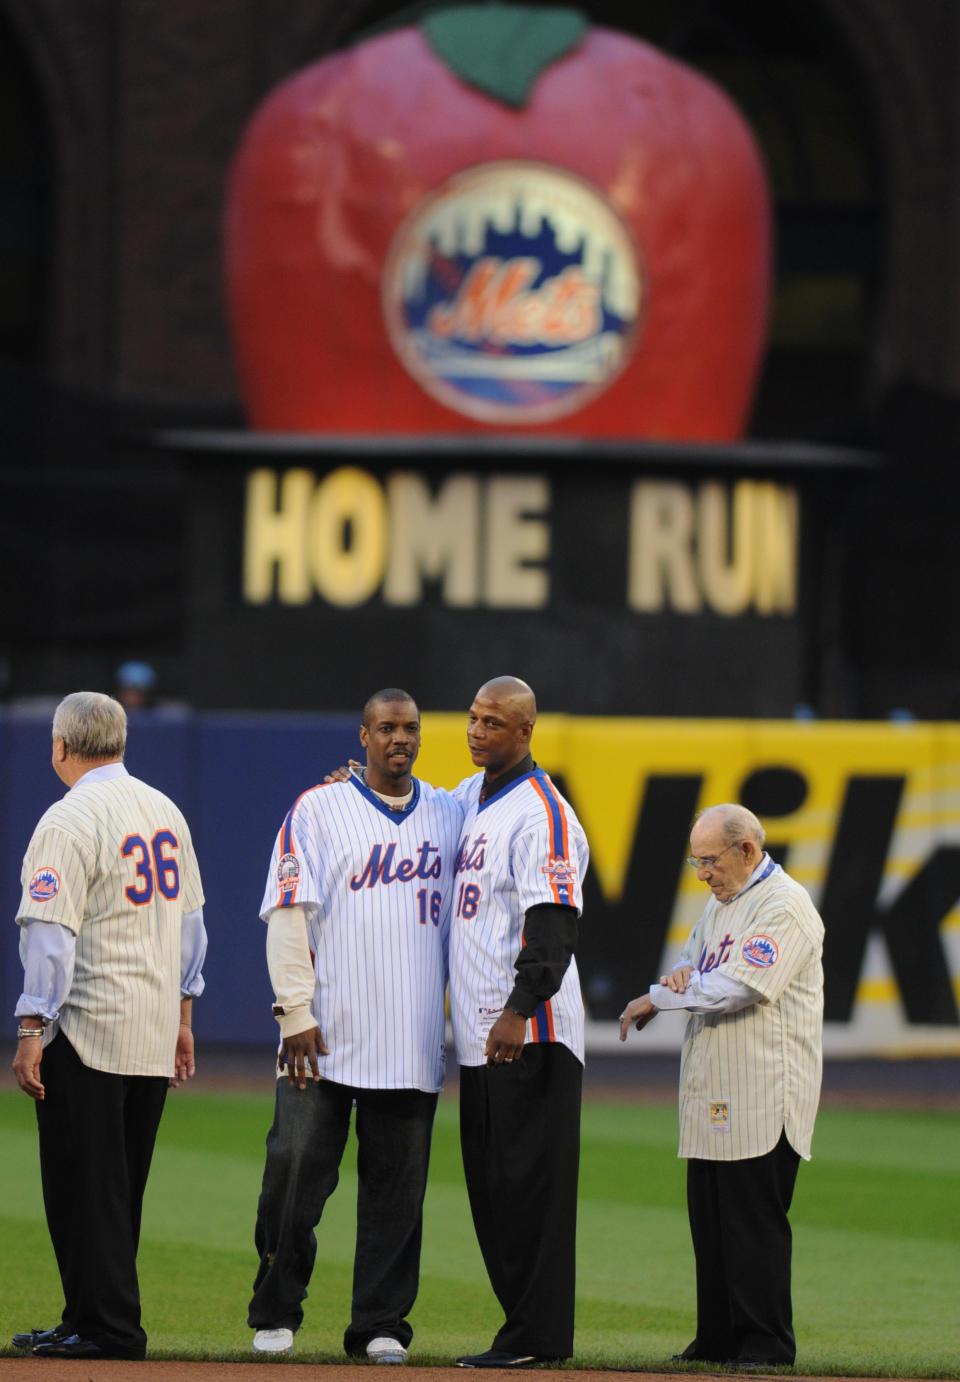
116, 660, 157, 690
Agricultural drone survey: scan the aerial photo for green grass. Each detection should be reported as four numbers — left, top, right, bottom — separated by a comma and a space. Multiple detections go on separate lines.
0, 1086, 957, 1375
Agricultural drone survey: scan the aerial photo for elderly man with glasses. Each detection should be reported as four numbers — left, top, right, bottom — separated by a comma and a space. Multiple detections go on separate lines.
620, 803, 824, 1374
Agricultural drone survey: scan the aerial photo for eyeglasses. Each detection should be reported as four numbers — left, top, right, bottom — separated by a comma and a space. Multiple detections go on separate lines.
686, 840, 741, 870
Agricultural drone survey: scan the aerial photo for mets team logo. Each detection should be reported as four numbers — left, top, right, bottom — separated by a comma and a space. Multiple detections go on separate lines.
742, 934, 779, 968
382, 161, 642, 424
28, 867, 61, 903
541, 857, 578, 888
277, 853, 300, 895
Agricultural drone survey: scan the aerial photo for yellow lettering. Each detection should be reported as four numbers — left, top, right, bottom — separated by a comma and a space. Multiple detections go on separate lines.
627, 481, 700, 612
243, 469, 313, 604
308, 467, 387, 607
483, 478, 550, 608
753, 482, 798, 615
698, 481, 753, 616
383, 473, 480, 606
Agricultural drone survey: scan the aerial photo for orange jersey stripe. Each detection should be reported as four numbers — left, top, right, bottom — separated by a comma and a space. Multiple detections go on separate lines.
530, 776, 571, 905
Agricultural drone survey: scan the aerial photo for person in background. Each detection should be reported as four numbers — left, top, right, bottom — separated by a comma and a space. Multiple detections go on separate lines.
113, 660, 157, 711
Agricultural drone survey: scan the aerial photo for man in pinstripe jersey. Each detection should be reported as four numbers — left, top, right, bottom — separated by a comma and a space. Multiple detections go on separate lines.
450, 677, 590, 1370
620, 804, 824, 1372
248, 689, 461, 1363
10, 691, 207, 1361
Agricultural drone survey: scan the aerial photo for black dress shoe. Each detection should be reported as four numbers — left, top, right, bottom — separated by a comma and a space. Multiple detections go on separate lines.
671, 1341, 728, 1364
727, 1361, 788, 1374
12, 1324, 69, 1350
457, 1349, 563, 1368
33, 1333, 146, 1361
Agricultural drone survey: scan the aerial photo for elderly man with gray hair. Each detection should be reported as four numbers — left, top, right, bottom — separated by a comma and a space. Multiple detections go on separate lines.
10, 691, 207, 1361
620, 804, 824, 1373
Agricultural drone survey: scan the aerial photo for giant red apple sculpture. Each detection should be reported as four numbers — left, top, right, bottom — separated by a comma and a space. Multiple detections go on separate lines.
224, 5, 771, 437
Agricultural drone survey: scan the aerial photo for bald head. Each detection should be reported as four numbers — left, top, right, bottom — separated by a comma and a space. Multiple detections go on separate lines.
475, 677, 537, 726
467, 677, 537, 778
695, 804, 766, 849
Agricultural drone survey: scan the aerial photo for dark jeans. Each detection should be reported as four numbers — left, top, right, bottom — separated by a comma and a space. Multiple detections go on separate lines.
35, 1031, 168, 1357
248, 1077, 438, 1354
686, 1131, 801, 1365
459, 1044, 582, 1359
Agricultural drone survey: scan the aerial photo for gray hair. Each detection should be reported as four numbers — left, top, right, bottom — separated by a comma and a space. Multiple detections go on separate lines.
52, 691, 127, 761
694, 803, 766, 848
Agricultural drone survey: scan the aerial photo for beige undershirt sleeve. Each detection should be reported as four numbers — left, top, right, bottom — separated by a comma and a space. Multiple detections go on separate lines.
266, 904, 318, 1039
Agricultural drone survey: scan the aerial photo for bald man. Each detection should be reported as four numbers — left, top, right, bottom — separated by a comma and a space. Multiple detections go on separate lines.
449, 678, 590, 1369
620, 805, 824, 1372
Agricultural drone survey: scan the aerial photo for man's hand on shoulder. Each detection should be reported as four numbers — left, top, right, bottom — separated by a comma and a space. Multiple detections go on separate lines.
619, 994, 657, 1041
280, 1025, 329, 1089
323, 759, 362, 784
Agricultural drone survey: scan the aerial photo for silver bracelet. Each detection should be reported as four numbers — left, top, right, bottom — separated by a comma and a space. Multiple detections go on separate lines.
17, 1025, 45, 1039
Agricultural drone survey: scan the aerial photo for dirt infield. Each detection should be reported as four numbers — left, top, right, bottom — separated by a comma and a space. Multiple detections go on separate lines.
0, 1365, 660, 1381
0, 1363, 953, 1382
0, 1366, 945, 1382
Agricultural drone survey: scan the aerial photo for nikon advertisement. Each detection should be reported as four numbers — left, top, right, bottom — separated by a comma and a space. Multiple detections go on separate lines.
413, 713, 960, 1055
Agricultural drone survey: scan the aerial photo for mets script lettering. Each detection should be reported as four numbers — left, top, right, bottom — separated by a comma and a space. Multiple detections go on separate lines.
350, 840, 442, 890
428, 260, 600, 346
455, 833, 488, 873
698, 933, 734, 973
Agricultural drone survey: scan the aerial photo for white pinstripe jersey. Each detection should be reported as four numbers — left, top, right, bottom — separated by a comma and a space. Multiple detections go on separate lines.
261, 774, 461, 1092
16, 766, 204, 1077
449, 768, 589, 1067
677, 867, 824, 1161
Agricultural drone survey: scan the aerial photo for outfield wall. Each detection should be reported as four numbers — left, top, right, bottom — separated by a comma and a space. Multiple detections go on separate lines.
2, 709, 958, 1056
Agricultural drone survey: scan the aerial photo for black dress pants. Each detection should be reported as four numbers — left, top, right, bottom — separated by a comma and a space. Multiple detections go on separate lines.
686, 1130, 801, 1366
35, 1031, 168, 1357
248, 1078, 438, 1354
459, 1043, 582, 1359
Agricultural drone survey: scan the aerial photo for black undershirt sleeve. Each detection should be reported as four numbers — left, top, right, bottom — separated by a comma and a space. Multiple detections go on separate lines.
506, 902, 579, 1018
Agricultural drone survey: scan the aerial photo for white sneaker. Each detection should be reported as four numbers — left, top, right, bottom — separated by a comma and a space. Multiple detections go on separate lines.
367, 1336, 409, 1364
253, 1327, 294, 1354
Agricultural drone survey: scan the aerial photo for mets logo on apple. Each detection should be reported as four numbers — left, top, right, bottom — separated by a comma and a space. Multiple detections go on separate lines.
382, 160, 642, 424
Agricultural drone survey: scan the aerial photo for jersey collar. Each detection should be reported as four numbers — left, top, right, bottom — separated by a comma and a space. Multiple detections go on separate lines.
719, 851, 780, 905
478, 753, 535, 803
348, 769, 421, 822
71, 761, 129, 790
477, 759, 540, 813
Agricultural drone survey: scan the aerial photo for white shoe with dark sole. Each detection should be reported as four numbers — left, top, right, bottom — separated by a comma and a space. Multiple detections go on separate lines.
367, 1336, 409, 1364
253, 1328, 294, 1354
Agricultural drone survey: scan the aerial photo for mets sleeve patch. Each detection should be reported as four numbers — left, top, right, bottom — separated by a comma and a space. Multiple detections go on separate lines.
741, 934, 779, 968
